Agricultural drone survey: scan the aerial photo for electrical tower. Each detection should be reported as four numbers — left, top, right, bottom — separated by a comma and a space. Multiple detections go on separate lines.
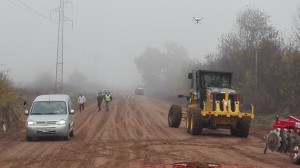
52, 0, 72, 93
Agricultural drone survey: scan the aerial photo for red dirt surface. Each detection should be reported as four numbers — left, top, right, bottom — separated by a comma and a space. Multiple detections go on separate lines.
0, 95, 296, 168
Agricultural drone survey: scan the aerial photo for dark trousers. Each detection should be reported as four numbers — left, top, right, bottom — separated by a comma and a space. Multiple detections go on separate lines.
97, 100, 103, 111
79, 103, 85, 112
105, 101, 110, 111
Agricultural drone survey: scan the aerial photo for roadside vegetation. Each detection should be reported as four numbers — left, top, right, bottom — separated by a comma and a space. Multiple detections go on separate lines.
0, 68, 24, 133
0, 68, 105, 135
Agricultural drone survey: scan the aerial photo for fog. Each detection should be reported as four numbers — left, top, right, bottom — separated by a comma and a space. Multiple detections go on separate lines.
0, 0, 299, 90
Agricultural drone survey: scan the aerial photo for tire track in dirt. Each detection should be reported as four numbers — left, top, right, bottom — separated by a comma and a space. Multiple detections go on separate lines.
127, 96, 178, 139
73, 103, 99, 141
0, 95, 299, 168
86, 95, 180, 167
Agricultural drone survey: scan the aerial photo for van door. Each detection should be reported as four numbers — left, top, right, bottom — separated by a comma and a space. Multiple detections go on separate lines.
67, 101, 74, 130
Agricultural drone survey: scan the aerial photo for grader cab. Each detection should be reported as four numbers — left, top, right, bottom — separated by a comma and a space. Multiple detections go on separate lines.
168, 70, 254, 138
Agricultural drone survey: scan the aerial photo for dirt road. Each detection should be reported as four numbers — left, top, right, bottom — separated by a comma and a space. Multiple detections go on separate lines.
0, 95, 296, 168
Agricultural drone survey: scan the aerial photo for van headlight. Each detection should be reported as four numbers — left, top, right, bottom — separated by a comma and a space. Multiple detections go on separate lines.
56, 119, 66, 125
27, 120, 36, 125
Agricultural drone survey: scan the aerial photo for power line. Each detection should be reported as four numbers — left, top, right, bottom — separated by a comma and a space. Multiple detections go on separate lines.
5, 0, 57, 24
16, 0, 53, 22
6, 0, 28, 11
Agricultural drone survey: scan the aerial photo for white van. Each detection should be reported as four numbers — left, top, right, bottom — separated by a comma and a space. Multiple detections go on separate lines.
25, 94, 75, 141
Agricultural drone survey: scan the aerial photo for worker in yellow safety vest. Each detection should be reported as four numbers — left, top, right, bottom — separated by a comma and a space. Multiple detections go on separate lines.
105, 92, 113, 112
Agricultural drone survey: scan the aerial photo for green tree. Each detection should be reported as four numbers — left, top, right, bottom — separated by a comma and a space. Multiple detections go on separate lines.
293, 7, 300, 48
33, 72, 55, 94
203, 7, 282, 114
279, 49, 300, 111
164, 42, 188, 93
134, 43, 188, 97
0, 70, 15, 108
134, 47, 167, 95
0, 68, 20, 128
236, 8, 273, 48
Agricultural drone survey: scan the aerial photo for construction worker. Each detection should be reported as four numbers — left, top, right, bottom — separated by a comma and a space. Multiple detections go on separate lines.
97, 91, 104, 111
105, 92, 113, 111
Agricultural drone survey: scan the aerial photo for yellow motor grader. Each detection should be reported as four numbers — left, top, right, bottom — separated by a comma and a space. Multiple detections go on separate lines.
168, 70, 254, 137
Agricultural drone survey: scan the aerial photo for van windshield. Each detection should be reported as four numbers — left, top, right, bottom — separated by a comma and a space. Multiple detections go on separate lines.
31, 101, 67, 115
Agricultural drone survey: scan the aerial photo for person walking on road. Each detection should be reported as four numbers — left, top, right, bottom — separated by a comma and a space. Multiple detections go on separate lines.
78, 93, 86, 113
105, 92, 113, 112
97, 91, 104, 111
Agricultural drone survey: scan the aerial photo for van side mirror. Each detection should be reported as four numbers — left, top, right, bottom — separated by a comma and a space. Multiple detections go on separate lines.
25, 110, 29, 115
188, 73, 193, 79
70, 109, 75, 114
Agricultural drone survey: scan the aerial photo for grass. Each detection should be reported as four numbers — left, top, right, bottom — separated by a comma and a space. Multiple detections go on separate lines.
251, 114, 277, 127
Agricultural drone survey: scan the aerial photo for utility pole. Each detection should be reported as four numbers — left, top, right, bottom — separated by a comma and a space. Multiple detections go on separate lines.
55, 0, 64, 93
52, 0, 72, 93
255, 42, 258, 89
255, 47, 258, 88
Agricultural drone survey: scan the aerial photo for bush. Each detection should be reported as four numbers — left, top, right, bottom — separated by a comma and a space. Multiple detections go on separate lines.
0, 69, 24, 133
252, 115, 276, 127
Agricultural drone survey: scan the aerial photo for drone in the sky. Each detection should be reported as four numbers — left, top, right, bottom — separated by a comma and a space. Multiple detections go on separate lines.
193, 17, 204, 24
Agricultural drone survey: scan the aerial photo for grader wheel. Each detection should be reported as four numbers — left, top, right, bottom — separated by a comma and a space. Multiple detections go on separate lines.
190, 108, 203, 135
236, 118, 250, 138
230, 128, 238, 136
168, 105, 182, 128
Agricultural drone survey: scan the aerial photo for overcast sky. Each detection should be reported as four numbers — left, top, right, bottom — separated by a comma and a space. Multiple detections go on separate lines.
0, 0, 299, 89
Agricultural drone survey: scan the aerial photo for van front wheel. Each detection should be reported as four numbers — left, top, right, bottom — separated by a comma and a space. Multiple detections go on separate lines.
26, 136, 32, 141
70, 130, 74, 137
64, 131, 70, 141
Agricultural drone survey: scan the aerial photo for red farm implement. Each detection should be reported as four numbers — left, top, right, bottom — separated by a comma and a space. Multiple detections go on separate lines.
264, 115, 300, 164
